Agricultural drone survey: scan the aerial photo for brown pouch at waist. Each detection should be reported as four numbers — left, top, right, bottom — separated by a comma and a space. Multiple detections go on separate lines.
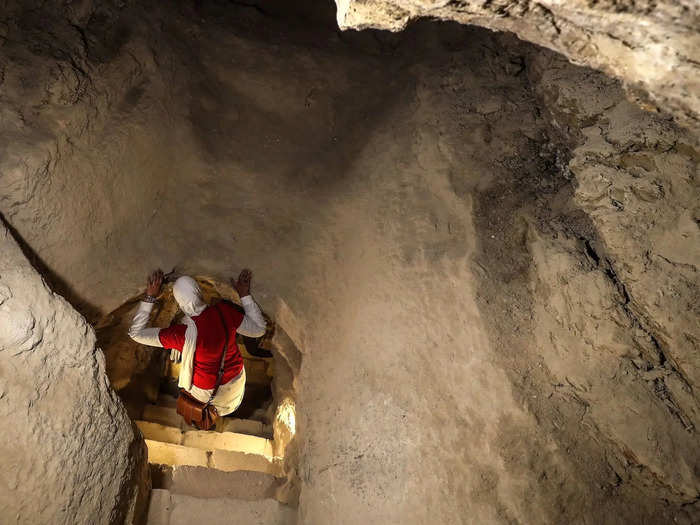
176, 389, 218, 431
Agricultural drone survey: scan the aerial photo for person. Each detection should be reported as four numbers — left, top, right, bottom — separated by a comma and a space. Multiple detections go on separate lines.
128, 268, 266, 416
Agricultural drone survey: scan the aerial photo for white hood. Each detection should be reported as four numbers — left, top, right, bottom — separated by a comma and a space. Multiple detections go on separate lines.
172, 276, 207, 392
173, 276, 207, 317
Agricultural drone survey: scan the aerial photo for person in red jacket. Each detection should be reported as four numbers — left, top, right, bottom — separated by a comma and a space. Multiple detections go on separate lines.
128, 269, 266, 416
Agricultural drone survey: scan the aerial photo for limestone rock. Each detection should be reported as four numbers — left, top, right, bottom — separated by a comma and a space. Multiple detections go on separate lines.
0, 219, 149, 524
0, 2, 698, 524
335, 0, 700, 135
528, 49, 700, 418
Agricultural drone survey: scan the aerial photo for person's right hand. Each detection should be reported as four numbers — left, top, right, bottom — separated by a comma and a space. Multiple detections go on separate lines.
146, 269, 164, 297
232, 269, 252, 298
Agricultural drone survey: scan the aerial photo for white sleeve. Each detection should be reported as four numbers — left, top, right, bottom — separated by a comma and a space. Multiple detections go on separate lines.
128, 301, 164, 347
237, 295, 267, 338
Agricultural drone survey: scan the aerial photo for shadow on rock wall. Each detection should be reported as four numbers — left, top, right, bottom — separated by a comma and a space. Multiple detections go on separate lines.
471, 47, 700, 524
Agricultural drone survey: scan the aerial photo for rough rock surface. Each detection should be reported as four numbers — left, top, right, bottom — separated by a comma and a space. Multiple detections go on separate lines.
530, 49, 700, 409
0, 1, 698, 524
335, 0, 700, 135
0, 219, 149, 524
470, 46, 700, 521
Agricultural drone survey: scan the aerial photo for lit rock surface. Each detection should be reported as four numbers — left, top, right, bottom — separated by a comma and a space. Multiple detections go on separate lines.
335, 0, 700, 135
0, 219, 149, 524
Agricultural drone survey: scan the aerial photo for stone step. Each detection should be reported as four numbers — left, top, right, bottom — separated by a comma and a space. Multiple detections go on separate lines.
210, 448, 278, 475
220, 416, 272, 437
138, 421, 279, 475
137, 420, 273, 455
142, 403, 272, 437
147, 489, 296, 525
150, 464, 283, 500
142, 405, 188, 429
137, 421, 183, 444
144, 440, 208, 469
144, 439, 278, 475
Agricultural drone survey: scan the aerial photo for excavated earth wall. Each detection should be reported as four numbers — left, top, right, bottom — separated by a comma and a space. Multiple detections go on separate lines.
0, 1, 698, 523
335, 0, 700, 136
0, 220, 149, 524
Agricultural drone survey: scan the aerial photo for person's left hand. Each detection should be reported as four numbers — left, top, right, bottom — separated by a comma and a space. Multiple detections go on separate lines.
146, 269, 164, 297
232, 268, 252, 298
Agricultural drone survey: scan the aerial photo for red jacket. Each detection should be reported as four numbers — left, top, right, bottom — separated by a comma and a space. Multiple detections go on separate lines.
158, 302, 244, 389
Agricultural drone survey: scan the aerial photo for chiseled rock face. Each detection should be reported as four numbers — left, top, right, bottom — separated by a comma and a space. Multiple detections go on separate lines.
0, 220, 149, 524
524, 50, 700, 500
528, 49, 700, 399
335, 0, 700, 135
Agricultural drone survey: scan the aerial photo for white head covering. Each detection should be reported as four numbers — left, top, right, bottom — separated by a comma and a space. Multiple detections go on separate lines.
172, 276, 207, 391
173, 276, 207, 317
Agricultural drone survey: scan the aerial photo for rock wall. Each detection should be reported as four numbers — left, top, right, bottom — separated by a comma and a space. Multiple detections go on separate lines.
0, 219, 149, 524
0, 0, 180, 321
530, 49, 700, 500
0, 1, 698, 523
469, 43, 699, 522
529, 49, 700, 410
335, 0, 700, 136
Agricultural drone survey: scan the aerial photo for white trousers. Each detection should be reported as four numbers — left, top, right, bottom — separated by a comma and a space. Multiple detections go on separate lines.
187, 367, 246, 416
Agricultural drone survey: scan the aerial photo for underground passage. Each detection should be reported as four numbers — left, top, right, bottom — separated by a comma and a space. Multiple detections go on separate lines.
95, 273, 300, 496
0, 1, 698, 524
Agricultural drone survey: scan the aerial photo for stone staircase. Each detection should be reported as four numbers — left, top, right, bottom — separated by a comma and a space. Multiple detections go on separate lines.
141, 393, 295, 524
147, 489, 296, 525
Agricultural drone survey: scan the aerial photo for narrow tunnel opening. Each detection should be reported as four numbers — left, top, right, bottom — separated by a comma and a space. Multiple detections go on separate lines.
95, 276, 301, 505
